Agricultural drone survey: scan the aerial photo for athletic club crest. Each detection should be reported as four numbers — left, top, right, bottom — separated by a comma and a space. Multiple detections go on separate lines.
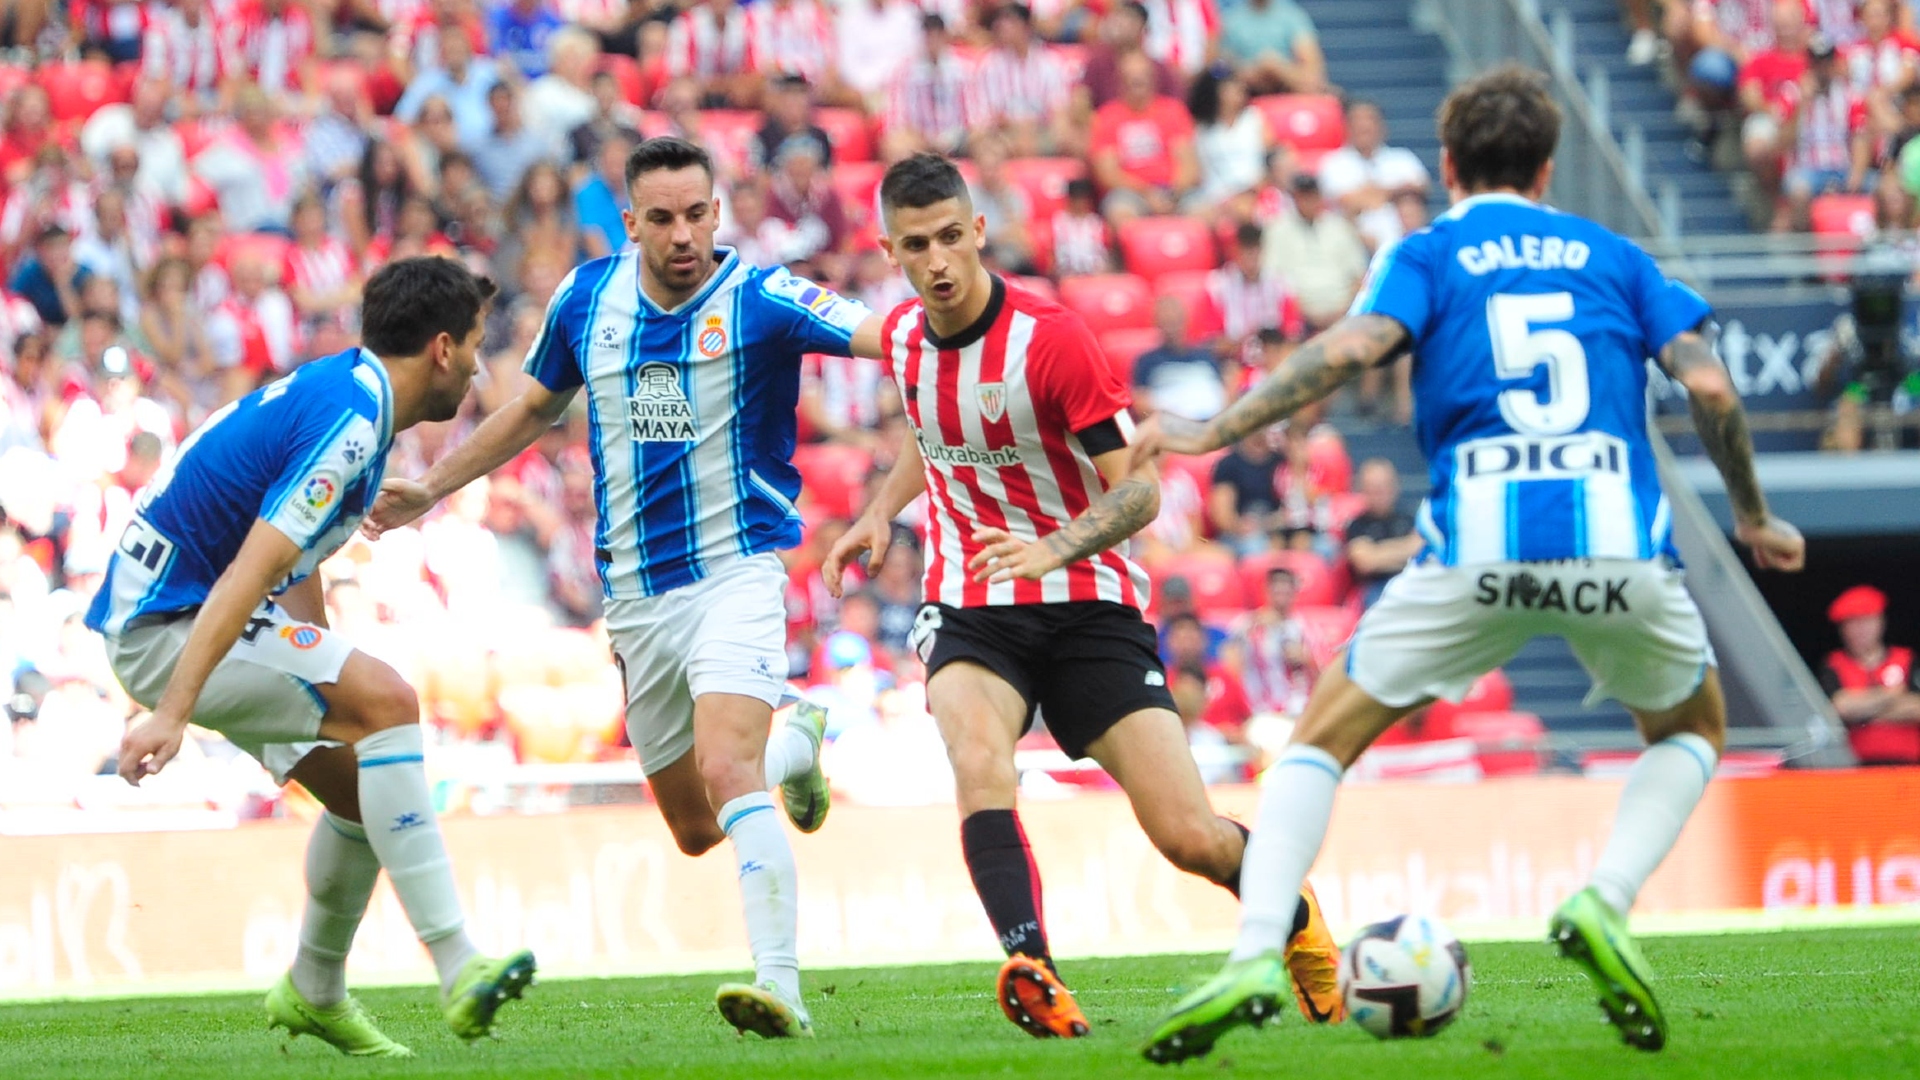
975, 381, 1006, 423
697, 313, 728, 357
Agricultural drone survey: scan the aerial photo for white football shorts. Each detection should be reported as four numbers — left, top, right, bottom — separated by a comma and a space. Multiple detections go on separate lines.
1347, 558, 1715, 713
603, 552, 790, 775
107, 599, 353, 783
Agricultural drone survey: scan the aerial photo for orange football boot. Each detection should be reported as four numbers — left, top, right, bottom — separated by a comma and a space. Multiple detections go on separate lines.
1283, 881, 1346, 1023
996, 955, 1090, 1038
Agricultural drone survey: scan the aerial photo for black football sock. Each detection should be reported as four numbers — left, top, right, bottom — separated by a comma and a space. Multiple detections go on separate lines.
1222, 818, 1251, 898
1223, 818, 1311, 938
961, 809, 1052, 969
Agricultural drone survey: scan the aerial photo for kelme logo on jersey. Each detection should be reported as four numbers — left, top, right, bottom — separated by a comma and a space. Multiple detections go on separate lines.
1455, 431, 1628, 481
596, 323, 623, 351
976, 381, 1007, 423
628, 363, 698, 442
697, 314, 728, 357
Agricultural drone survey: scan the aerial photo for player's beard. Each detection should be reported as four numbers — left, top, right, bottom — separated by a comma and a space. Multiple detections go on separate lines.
653, 244, 712, 294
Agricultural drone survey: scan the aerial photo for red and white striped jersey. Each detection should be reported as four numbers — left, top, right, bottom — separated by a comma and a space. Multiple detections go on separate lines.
223, 0, 316, 95
666, 4, 757, 80
1205, 264, 1302, 344
1842, 32, 1920, 92
1789, 81, 1865, 172
1142, 0, 1217, 77
971, 44, 1068, 125
801, 351, 887, 433
283, 237, 358, 305
744, 0, 834, 81
886, 53, 976, 149
882, 277, 1151, 610
144, 9, 226, 95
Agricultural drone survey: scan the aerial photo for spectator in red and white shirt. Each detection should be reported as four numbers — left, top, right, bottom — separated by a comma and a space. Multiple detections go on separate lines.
1, 148, 94, 255
141, 0, 227, 103
746, 0, 838, 88
971, 3, 1074, 157
1841, 0, 1919, 97
1089, 49, 1200, 226
74, 0, 153, 63
1142, 0, 1219, 78
1739, 1, 1813, 187
80, 77, 190, 205
205, 251, 297, 395
835, 0, 921, 101
1206, 222, 1302, 363
1046, 176, 1114, 276
800, 351, 888, 445
1781, 35, 1872, 229
0, 86, 67, 191
666, 0, 759, 106
885, 13, 974, 156
283, 194, 362, 342
1229, 566, 1317, 717
224, 0, 318, 98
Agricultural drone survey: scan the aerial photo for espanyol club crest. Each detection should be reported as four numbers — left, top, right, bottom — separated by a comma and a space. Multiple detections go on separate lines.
697, 314, 728, 357
975, 382, 1007, 423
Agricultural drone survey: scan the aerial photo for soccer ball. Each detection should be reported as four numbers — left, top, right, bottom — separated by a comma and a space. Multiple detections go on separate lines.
1338, 914, 1471, 1039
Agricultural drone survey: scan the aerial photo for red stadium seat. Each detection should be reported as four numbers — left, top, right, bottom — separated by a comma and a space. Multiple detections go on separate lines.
1809, 193, 1876, 237
1097, 327, 1163, 383
0, 66, 28, 104
1238, 549, 1341, 608
1154, 550, 1243, 618
1292, 603, 1359, 669
37, 60, 128, 122
1255, 94, 1345, 151
1441, 710, 1543, 777
1119, 216, 1218, 282
636, 110, 674, 138
597, 54, 647, 106
1009, 274, 1058, 301
830, 159, 885, 219
1004, 157, 1085, 222
1057, 273, 1155, 333
793, 442, 873, 520
1306, 428, 1352, 493
1152, 270, 1225, 343
815, 107, 873, 162
696, 109, 762, 173
218, 232, 293, 276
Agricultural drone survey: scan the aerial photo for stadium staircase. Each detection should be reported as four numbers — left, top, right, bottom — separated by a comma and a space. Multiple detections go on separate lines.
1299, 0, 1638, 739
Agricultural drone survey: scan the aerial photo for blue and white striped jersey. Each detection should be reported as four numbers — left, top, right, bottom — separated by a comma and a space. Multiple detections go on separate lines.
523, 246, 871, 598
1351, 193, 1711, 566
85, 349, 395, 636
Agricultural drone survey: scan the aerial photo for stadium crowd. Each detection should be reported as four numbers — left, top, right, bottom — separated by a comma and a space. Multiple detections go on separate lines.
0, 0, 1868, 821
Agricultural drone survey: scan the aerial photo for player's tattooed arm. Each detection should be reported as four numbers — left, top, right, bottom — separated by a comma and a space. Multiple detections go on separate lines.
1147, 315, 1410, 456
969, 447, 1160, 583
1660, 329, 1805, 571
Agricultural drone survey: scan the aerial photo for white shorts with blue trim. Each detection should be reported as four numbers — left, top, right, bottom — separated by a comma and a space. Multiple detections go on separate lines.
107, 599, 352, 784
604, 552, 790, 776
1347, 558, 1715, 713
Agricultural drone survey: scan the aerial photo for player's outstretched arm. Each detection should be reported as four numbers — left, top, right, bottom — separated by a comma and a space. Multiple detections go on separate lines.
847, 315, 889, 360
363, 381, 578, 539
824, 435, 928, 597
118, 520, 304, 784
1658, 330, 1805, 572
970, 446, 1160, 584
1140, 314, 1410, 458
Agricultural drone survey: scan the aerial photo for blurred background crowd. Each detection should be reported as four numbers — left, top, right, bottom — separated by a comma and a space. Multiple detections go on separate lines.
0, 0, 1911, 826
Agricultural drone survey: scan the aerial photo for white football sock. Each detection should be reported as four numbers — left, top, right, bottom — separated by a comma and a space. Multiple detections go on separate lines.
1229, 745, 1343, 962
1589, 732, 1718, 916
762, 722, 816, 788
292, 812, 381, 1008
354, 725, 477, 992
718, 791, 801, 1002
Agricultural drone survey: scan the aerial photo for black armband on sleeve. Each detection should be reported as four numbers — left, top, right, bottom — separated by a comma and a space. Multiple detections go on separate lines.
1073, 416, 1128, 456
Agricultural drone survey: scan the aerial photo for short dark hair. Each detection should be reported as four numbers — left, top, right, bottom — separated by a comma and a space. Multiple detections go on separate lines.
879, 152, 970, 215
922, 12, 945, 31
1266, 566, 1298, 586
1234, 221, 1263, 249
625, 136, 714, 189
993, 3, 1032, 26
1118, 0, 1149, 22
361, 257, 497, 357
1064, 177, 1095, 201
1438, 64, 1560, 193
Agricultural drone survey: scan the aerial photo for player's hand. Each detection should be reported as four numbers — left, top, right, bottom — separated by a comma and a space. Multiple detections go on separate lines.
824, 513, 890, 598
968, 527, 1062, 584
117, 709, 190, 785
1736, 514, 1806, 572
1137, 412, 1219, 458
362, 477, 437, 540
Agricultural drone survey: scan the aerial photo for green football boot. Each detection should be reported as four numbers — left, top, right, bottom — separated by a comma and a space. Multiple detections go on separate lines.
1550, 887, 1667, 1050
265, 973, 412, 1058
443, 949, 537, 1041
780, 698, 831, 833
1142, 951, 1288, 1064
716, 979, 814, 1038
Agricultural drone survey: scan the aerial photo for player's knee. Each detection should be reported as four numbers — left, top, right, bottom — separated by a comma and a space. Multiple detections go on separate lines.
944, 735, 1014, 791
359, 674, 421, 736
1153, 820, 1235, 880
695, 749, 760, 806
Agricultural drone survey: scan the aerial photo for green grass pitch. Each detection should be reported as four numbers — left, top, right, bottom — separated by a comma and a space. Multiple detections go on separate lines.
7, 927, 1920, 1079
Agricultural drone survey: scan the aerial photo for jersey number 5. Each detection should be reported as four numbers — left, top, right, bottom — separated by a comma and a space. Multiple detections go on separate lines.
1487, 291, 1590, 435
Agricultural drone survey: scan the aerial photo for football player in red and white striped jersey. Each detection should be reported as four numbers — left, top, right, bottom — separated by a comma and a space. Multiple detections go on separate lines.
823, 153, 1343, 1041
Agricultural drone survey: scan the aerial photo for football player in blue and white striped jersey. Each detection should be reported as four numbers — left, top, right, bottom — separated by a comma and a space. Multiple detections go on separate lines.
366, 136, 890, 1039
1140, 67, 1804, 1062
